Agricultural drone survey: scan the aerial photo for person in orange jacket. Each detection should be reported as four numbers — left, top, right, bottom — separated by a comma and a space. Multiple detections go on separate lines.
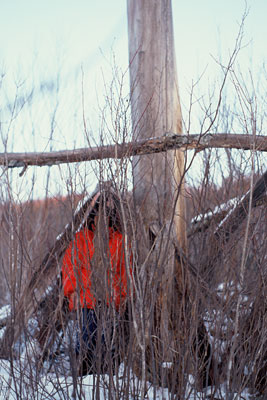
62, 193, 131, 375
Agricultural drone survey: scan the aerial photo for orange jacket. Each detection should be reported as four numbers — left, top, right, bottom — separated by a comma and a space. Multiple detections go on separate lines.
62, 228, 130, 311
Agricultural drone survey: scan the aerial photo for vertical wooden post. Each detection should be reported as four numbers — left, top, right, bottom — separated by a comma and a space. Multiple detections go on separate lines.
127, 0, 187, 382
127, 0, 187, 250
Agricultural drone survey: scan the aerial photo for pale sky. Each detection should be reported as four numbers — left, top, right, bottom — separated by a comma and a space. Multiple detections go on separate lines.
0, 0, 266, 198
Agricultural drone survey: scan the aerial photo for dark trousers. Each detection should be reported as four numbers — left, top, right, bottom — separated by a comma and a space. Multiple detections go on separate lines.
76, 308, 117, 375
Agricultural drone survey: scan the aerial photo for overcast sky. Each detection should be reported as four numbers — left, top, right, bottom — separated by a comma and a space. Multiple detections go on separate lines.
0, 0, 266, 198
1, 1, 265, 79
1, 0, 265, 144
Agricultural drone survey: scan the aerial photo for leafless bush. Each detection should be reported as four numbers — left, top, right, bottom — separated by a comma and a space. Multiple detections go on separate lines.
0, 31, 266, 400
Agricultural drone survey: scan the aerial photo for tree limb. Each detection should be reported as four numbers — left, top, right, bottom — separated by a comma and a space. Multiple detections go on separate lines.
1, 133, 267, 168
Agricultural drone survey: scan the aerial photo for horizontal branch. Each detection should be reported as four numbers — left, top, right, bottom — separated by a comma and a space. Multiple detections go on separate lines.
1, 133, 267, 168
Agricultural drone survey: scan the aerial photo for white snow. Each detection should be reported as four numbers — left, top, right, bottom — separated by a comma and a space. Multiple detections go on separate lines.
0, 357, 254, 399
0, 305, 10, 321
0, 298, 257, 399
191, 195, 246, 226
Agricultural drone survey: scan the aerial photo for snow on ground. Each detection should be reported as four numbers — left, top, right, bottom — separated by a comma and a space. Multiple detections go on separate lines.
0, 359, 169, 400
0, 305, 11, 341
0, 305, 10, 321
0, 300, 258, 399
0, 358, 254, 400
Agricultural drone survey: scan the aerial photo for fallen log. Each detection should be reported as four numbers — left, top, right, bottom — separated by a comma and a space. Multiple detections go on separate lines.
0, 133, 266, 169
188, 194, 267, 237
215, 170, 267, 242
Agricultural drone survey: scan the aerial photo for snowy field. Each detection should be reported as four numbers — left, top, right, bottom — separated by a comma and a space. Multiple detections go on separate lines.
0, 357, 255, 400
0, 301, 261, 399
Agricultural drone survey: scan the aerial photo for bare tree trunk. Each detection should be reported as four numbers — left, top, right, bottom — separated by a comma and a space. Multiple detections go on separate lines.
127, 0, 186, 248
127, 0, 188, 388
